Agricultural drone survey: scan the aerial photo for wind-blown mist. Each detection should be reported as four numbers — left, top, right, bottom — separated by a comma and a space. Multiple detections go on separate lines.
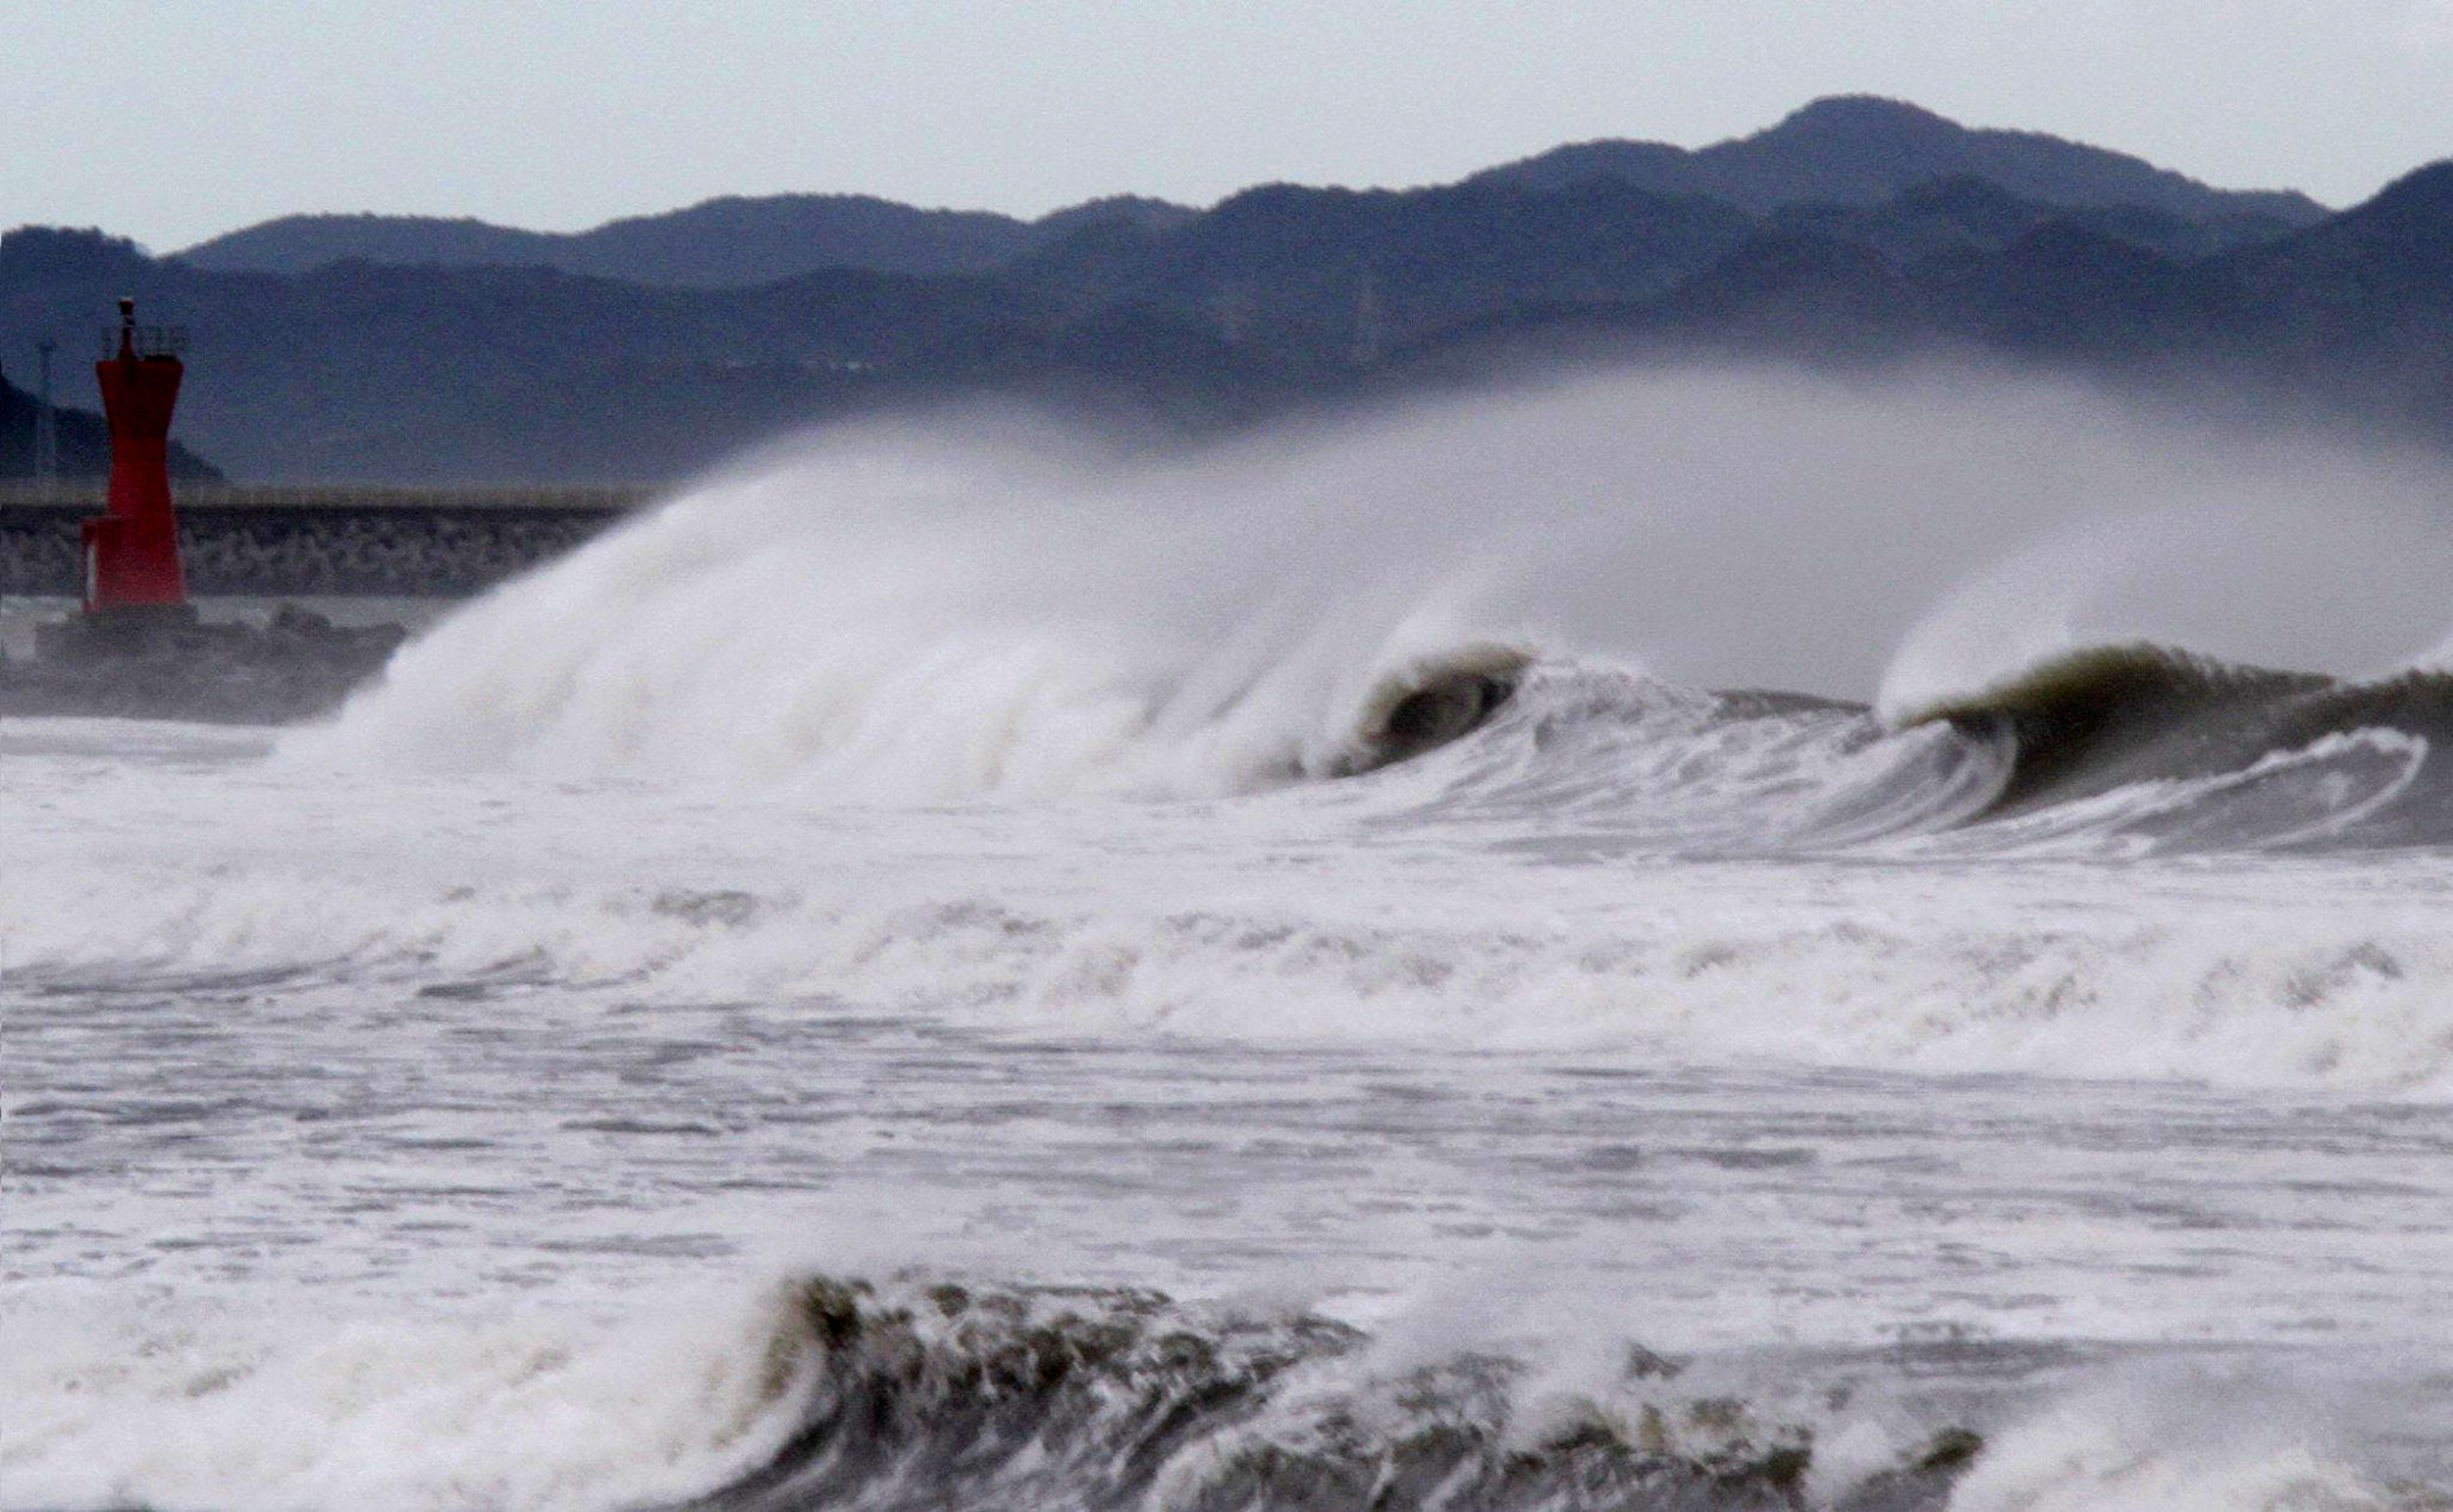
297, 365, 2453, 802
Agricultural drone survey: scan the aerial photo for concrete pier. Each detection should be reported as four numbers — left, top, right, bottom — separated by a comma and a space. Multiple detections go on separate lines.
0, 483, 649, 598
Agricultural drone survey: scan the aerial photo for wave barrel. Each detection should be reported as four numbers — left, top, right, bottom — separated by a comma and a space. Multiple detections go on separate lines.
85, 296, 190, 614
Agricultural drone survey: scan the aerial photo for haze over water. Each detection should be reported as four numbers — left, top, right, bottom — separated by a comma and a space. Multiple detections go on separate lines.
11, 368, 2453, 1511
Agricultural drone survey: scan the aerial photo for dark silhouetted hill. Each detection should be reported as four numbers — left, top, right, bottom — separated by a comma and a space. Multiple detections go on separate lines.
174, 97, 2316, 291
5, 110, 2448, 484
3, 221, 1321, 480
176, 194, 1197, 287
2224, 160, 2453, 304
1772, 175, 2298, 263
1420, 158, 2453, 441
1016, 179, 1758, 350
2201, 160, 2453, 435
0, 233, 229, 479
0, 365, 227, 481
1477, 96, 2325, 226
0, 366, 226, 480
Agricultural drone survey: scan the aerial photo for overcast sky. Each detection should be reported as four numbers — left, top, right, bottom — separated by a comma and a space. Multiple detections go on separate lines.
7, 0, 2450, 252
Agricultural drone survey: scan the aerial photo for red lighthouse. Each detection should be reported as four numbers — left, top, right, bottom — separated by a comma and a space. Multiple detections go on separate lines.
84, 296, 190, 615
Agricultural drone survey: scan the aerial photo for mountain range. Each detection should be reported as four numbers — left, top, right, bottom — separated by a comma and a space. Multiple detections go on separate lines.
1471, 95, 2323, 225
3, 95, 2445, 484
174, 193, 1197, 287
174, 97, 2317, 288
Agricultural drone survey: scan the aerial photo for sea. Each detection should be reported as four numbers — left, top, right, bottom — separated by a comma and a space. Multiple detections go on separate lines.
8, 369, 2453, 1512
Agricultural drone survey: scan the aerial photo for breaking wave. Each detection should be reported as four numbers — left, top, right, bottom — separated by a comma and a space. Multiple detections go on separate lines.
287, 382, 2453, 854
1277, 641, 2453, 858
684, 1278, 1957, 1512
290, 424, 1543, 801
1889, 644, 2453, 852
301, 594, 2453, 862
9, 1274, 2430, 1512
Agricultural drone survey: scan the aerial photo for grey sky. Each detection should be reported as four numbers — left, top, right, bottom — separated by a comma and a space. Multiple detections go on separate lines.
8, 1, 2450, 253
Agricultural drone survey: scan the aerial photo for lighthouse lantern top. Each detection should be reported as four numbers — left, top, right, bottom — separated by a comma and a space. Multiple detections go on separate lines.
100, 296, 187, 361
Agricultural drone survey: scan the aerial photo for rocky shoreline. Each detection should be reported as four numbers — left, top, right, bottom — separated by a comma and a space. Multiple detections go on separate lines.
0, 604, 408, 723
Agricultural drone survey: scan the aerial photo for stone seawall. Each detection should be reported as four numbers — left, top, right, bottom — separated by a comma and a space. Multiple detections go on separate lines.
0, 486, 647, 598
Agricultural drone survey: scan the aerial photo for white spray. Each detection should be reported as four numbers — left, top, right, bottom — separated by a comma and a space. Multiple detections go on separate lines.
290, 365, 2453, 800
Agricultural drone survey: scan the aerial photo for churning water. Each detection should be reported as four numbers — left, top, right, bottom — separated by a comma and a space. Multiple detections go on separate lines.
10, 369, 2453, 1512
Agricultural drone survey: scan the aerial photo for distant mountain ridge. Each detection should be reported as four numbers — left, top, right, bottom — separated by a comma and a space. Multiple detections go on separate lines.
171, 97, 2318, 290
1475, 95, 2326, 226
6, 98, 2448, 484
175, 194, 1198, 287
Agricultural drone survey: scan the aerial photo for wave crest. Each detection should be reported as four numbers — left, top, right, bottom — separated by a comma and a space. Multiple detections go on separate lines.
287, 460, 1531, 801
1887, 643, 2453, 845
683, 1277, 1977, 1512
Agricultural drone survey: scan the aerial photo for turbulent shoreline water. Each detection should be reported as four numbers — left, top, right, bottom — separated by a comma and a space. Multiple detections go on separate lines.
10, 373, 2453, 1511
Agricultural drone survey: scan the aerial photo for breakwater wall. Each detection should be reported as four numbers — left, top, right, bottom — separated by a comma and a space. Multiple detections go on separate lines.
0, 485, 650, 598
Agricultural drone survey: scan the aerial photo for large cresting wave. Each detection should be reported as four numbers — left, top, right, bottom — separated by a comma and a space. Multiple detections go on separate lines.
13, 1273, 2431, 1512
293, 368, 2453, 850
294, 420, 1546, 800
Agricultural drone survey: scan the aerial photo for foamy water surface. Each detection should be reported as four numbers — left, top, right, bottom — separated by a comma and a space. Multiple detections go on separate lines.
12, 373, 2453, 1511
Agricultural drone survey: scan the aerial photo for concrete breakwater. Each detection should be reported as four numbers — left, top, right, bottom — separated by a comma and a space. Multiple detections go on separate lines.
0, 484, 649, 598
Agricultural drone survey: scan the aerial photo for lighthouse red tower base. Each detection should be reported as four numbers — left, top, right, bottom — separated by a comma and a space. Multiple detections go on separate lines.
84, 297, 192, 620
4, 295, 414, 720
